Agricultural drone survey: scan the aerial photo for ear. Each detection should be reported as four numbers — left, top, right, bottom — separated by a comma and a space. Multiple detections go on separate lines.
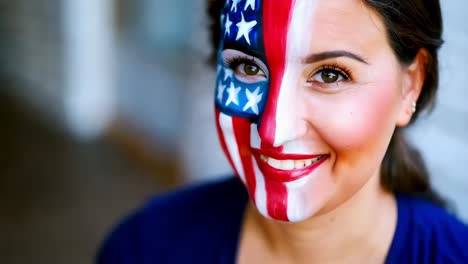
396, 49, 428, 127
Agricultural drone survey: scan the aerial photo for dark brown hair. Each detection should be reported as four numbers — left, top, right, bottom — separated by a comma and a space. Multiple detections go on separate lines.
207, 0, 446, 207
365, 0, 446, 207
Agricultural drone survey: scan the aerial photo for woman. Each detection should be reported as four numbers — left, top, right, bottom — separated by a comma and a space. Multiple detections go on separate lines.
98, 0, 468, 263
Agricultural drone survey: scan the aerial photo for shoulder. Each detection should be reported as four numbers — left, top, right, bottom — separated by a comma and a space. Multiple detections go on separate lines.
96, 176, 247, 264
386, 193, 468, 264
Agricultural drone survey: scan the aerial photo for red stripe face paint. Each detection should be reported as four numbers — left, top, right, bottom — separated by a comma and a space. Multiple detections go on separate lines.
215, 108, 239, 180
258, 0, 293, 146
259, 0, 295, 222
232, 117, 258, 205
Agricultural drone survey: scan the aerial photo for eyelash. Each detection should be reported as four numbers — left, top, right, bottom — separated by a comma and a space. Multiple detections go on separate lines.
313, 63, 353, 81
223, 56, 259, 71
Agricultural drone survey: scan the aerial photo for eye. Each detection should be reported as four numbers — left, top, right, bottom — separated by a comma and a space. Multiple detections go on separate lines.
226, 58, 267, 83
308, 66, 351, 84
319, 69, 342, 83
222, 49, 269, 84
244, 63, 260, 75
236, 62, 266, 77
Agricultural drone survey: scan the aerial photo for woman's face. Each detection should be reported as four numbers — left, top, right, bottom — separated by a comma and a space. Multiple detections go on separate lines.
215, 0, 416, 222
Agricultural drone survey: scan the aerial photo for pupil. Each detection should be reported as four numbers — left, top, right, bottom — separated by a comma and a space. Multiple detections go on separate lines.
244, 64, 259, 75
322, 70, 338, 83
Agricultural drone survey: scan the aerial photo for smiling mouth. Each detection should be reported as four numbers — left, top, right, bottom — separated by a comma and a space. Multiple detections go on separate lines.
252, 150, 329, 183
259, 154, 327, 170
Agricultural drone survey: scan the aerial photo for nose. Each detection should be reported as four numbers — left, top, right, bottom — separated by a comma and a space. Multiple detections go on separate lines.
258, 80, 308, 147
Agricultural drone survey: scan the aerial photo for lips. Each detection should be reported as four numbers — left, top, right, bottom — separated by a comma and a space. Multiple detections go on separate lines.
252, 148, 329, 183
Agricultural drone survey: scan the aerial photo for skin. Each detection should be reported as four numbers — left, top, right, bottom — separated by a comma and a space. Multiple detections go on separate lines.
215, 0, 427, 262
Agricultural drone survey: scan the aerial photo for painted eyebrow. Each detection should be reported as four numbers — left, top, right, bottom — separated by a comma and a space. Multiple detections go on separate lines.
223, 42, 265, 61
303, 50, 369, 64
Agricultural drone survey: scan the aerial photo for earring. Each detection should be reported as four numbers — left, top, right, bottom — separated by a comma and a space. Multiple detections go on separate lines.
412, 101, 417, 113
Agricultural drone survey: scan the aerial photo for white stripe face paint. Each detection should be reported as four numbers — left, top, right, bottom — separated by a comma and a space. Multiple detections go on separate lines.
250, 123, 261, 149
219, 113, 247, 184
273, 0, 318, 147
286, 173, 314, 221
252, 156, 268, 218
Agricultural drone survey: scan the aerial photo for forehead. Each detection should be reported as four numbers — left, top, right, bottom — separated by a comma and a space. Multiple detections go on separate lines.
220, 0, 385, 58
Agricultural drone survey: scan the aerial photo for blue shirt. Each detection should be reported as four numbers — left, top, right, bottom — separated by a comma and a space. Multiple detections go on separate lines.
97, 177, 468, 263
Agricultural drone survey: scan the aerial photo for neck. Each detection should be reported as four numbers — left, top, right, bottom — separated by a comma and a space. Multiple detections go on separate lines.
246, 174, 397, 263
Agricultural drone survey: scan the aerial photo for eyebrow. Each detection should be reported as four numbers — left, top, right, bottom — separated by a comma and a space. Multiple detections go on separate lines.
303, 50, 369, 64
223, 42, 266, 61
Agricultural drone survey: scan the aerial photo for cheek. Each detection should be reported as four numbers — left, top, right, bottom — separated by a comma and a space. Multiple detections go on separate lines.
300, 79, 403, 212
344, 94, 394, 146
322, 83, 400, 150
306, 76, 402, 177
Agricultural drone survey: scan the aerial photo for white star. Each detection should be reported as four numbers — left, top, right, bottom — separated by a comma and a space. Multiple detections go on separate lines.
236, 12, 257, 45
230, 0, 240, 12
224, 14, 232, 36
224, 68, 233, 81
225, 82, 241, 106
244, 0, 256, 11
243, 87, 263, 114
217, 81, 225, 102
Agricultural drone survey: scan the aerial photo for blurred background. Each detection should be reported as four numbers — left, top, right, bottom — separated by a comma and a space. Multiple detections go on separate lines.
0, 0, 467, 263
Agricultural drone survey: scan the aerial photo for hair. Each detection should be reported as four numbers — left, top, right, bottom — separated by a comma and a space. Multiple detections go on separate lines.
207, 0, 447, 207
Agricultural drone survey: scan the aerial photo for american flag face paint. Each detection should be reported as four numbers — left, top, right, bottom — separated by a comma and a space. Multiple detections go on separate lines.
215, 0, 330, 222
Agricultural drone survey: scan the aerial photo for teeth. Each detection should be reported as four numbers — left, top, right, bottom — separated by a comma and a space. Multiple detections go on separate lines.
294, 160, 305, 169
282, 160, 294, 170
267, 157, 281, 168
260, 155, 325, 170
